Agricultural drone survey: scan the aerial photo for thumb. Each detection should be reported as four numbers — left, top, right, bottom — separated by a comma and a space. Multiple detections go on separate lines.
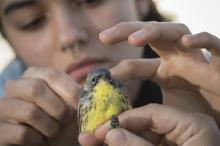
106, 128, 154, 146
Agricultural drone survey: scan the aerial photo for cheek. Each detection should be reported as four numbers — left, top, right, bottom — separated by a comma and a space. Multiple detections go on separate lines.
6, 29, 55, 66
84, 0, 139, 32
82, 1, 142, 65
108, 43, 144, 63
96, 42, 144, 69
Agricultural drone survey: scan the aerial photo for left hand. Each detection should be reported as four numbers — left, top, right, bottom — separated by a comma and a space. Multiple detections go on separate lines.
3, 67, 81, 146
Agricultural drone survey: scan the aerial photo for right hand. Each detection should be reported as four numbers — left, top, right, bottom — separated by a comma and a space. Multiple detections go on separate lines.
99, 21, 220, 123
79, 104, 220, 146
0, 67, 80, 146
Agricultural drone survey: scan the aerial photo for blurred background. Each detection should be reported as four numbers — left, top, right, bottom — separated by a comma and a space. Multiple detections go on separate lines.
0, 0, 220, 73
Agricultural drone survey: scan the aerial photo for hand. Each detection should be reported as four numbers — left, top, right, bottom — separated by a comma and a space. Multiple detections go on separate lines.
79, 104, 220, 146
0, 67, 80, 146
99, 21, 220, 123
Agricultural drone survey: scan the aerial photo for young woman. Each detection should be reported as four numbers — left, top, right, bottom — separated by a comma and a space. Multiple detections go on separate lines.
0, 0, 219, 146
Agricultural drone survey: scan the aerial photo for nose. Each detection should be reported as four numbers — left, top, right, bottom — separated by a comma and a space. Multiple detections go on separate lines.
54, 7, 88, 51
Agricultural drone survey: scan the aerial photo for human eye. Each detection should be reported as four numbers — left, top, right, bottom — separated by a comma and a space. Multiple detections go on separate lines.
3, 1, 47, 32
19, 14, 47, 31
78, 0, 104, 8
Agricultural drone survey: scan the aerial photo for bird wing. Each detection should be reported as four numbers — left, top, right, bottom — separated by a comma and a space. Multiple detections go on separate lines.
77, 89, 89, 133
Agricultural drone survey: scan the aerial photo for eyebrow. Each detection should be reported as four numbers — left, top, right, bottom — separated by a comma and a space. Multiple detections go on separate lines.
4, 0, 38, 15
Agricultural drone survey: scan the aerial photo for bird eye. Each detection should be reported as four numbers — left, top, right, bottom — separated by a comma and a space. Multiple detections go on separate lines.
91, 76, 96, 84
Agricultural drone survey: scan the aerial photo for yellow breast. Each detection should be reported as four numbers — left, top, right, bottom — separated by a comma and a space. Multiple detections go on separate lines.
81, 80, 127, 132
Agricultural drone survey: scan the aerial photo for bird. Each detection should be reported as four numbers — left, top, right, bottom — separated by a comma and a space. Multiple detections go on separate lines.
78, 68, 129, 133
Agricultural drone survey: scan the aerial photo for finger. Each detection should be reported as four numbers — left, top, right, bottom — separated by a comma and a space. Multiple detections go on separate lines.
0, 99, 60, 137
182, 32, 220, 68
129, 23, 191, 48
47, 117, 79, 146
5, 78, 72, 124
100, 21, 145, 45
100, 22, 191, 56
23, 67, 80, 108
138, 130, 161, 145
106, 128, 154, 146
78, 133, 102, 146
182, 32, 220, 55
95, 104, 186, 140
110, 58, 160, 82
0, 122, 43, 145
100, 22, 190, 45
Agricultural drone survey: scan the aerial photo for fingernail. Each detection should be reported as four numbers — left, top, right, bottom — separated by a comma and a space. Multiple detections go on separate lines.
96, 121, 109, 133
131, 30, 145, 39
95, 124, 104, 131
105, 129, 126, 146
95, 122, 110, 139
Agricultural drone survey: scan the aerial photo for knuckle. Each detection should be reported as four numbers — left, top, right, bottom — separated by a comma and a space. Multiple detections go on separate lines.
190, 113, 219, 134
201, 31, 211, 36
16, 126, 32, 145
25, 66, 36, 73
119, 59, 134, 67
200, 32, 212, 42
25, 66, 62, 82
143, 103, 162, 118
58, 106, 69, 120
4, 80, 15, 95
145, 103, 161, 110
144, 23, 156, 30
178, 23, 190, 32
43, 67, 61, 82
119, 59, 135, 75
144, 22, 159, 35
189, 113, 215, 127
24, 67, 38, 76
198, 113, 215, 123
23, 103, 42, 122
27, 79, 45, 98
115, 22, 127, 30
178, 23, 187, 29
46, 123, 60, 138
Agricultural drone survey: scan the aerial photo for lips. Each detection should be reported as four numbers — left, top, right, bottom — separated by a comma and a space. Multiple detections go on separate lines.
66, 58, 107, 83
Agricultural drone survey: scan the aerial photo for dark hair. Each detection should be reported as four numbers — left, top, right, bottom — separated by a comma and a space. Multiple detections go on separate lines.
142, 2, 166, 58
0, 23, 4, 37
142, 2, 165, 22
133, 2, 164, 107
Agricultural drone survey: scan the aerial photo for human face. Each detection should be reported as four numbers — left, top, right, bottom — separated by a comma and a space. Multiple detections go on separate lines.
0, 0, 145, 95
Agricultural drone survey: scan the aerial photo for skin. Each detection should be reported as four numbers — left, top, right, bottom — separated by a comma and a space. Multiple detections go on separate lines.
95, 104, 220, 146
0, 0, 220, 146
78, 22, 220, 146
98, 21, 220, 124
1, 67, 80, 146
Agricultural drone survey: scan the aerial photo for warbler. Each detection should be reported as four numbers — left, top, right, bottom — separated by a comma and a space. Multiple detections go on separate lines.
78, 68, 129, 133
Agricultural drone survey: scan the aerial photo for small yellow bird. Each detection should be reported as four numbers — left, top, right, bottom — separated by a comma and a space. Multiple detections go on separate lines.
78, 68, 129, 133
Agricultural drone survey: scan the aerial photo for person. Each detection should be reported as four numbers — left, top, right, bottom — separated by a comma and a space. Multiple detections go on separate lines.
0, 1, 163, 145
0, 0, 219, 145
